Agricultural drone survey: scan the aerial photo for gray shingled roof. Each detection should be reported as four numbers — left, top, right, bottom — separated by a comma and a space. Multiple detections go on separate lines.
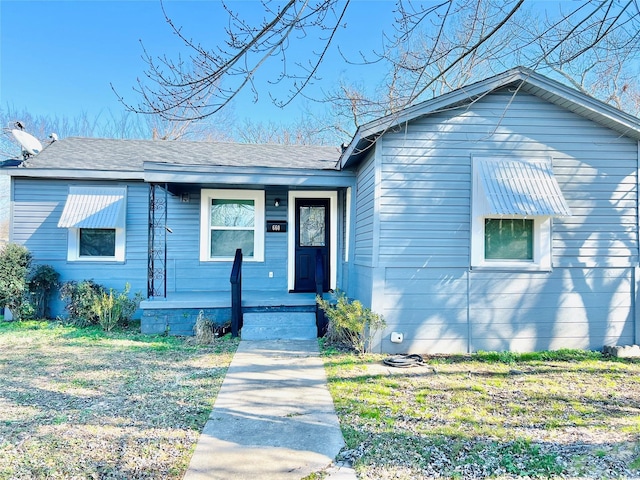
22, 137, 341, 172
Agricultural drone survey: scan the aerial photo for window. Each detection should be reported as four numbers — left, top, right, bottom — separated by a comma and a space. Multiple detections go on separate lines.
58, 187, 126, 262
200, 189, 265, 261
484, 218, 533, 260
67, 227, 125, 261
79, 228, 116, 257
471, 157, 570, 270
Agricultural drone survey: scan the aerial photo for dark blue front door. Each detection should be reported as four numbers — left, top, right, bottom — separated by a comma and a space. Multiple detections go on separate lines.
294, 198, 330, 292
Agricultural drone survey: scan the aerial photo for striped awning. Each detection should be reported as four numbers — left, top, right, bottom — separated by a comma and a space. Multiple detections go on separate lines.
476, 158, 571, 217
58, 187, 126, 228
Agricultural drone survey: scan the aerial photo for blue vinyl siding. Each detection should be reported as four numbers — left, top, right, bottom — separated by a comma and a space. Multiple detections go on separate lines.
12, 180, 342, 316
366, 88, 638, 353
12, 178, 149, 316
468, 269, 634, 352
354, 152, 376, 267
165, 187, 291, 293
349, 151, 377, 305
380, 267, 469, 353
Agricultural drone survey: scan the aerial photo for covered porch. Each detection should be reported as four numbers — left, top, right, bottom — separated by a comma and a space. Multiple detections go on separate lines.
140, 158, 353, 338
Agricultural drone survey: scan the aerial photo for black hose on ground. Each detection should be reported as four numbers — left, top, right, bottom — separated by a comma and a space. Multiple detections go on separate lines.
382, 354, 425, 368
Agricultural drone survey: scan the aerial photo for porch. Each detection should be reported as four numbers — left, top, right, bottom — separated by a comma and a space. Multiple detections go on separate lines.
140, 290, 321, 337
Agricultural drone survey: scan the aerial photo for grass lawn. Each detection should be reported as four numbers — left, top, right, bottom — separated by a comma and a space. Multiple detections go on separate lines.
323, 348, 640, 479
0, 320, 238, 479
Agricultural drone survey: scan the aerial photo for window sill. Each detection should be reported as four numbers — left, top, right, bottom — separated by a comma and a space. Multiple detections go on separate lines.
470, 264, 552, 273
67, 259, 125, 264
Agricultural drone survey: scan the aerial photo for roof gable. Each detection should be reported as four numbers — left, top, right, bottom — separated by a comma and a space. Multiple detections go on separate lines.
341, 67, 640, 168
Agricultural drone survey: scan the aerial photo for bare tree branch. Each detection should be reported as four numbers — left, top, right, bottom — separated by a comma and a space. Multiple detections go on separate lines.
121, 0, 640, 141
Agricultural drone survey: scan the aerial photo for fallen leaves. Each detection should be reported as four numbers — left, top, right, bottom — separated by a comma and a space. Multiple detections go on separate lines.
0, 322, 238, 479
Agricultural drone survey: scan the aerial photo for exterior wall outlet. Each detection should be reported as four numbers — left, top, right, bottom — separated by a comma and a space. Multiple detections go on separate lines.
269, 272, 274, 278
390, 332, 403, 343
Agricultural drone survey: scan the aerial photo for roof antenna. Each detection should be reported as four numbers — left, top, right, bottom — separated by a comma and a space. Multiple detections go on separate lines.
11, 123, 43, 160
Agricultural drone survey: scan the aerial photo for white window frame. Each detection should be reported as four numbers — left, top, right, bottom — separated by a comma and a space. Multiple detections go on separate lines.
68, 227, 126, 262
471, 158, 552, 271
200, 189, 265, 262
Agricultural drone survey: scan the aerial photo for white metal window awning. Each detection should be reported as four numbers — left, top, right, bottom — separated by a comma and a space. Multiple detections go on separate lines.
476, 158, 571, 217
58, 187, 127, 228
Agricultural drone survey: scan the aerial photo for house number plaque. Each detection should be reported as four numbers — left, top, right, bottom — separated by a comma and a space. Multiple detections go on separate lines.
267, 221, 287, 233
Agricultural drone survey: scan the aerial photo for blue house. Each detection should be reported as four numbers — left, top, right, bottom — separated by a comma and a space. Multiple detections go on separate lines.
4, 67, 640, 353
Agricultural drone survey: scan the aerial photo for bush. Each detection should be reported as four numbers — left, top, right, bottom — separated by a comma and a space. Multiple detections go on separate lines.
0, 244, 32, 321
60, 280, 105, 326
193, 311, 231, 344
194, 310, 216, 344
317, 291, 386, 354
92, 283, 142, 332
60, 280, 141, 331
26, 265, 60, 319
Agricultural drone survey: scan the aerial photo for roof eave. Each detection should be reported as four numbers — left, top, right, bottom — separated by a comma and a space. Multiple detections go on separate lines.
3, 168, 144, 180
144, 161, 355, 187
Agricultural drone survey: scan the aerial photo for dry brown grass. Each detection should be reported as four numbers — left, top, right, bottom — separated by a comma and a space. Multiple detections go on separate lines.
0, 320, 238, 479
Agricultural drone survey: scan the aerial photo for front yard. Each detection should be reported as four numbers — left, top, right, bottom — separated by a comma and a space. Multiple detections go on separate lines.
0, 321, 238, 479
2, 320, 640, 479
323, 348, 640, 479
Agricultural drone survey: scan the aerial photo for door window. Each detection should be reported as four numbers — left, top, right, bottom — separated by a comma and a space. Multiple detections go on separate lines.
299, 205, 326, 247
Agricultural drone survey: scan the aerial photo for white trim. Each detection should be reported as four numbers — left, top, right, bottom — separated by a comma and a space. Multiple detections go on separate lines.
61, 186, 128, 263
67, 227, 125, 262
199, 189, 265, 262
58, 186, 127, 228
287, 191, 338, 291
470, 215, 551, 270
471, 156, 554, 271
475, 156, 570, 217
344, 187, 351, 262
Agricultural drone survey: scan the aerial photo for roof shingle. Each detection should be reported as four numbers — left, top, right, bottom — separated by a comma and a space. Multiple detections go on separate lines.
22, 137, 341, 172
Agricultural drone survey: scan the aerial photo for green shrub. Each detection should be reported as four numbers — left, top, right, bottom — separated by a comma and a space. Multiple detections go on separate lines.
92, 284, 142, 332
60, 280, 105, 326
0, 243, 32, 321
317, 291, 385, 354
26, 264, 60, 319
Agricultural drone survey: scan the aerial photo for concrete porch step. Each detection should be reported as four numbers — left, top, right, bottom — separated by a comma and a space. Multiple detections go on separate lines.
241, 311, 317, 340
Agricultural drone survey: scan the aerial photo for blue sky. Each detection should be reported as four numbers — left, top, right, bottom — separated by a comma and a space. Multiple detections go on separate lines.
1, 1, 395, 131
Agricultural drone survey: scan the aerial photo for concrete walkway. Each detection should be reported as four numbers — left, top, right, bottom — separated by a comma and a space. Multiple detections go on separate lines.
184, 340, 357, 480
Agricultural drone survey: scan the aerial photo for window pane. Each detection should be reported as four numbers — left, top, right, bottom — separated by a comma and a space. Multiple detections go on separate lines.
211, 230, 254, 257
211, 200, 254, 227
80, 228, 116, 257
485, 218, 533, 260
299, 206, 326, 246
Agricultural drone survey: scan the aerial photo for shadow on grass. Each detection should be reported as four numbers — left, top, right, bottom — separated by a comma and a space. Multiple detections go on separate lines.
324, 350, 640, 478
0, 322, 239, 479
338, 425, 639, 479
